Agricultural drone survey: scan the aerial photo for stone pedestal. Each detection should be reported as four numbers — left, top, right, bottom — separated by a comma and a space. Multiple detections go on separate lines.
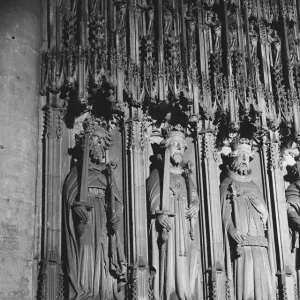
0, 1, 41, 299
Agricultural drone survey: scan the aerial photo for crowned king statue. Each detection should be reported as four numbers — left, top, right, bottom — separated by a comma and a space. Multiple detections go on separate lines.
147, 124, 203, 300
220, 137, 276, 299
286, 153, 300, 292
62, 117, 126, 300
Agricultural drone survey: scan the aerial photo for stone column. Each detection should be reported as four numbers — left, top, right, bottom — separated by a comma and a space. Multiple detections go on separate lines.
0, 1, 41, 300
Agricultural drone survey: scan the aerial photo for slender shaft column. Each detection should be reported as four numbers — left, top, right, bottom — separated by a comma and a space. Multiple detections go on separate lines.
265, 141, 295, 299
0, 1, 42, 299
196, 132, 225, 299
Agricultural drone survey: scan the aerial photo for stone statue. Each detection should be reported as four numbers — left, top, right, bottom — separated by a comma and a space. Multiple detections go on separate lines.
116, 2, 127, 31
163, 4, 175, 35
88, 0, 99, 15
63, 125, 126, 300
146, 1, 155, 33
286, 156, 300, 290
271, 30, 281, 66
213, 23, 222, 51
220, 138, 276, 299
186, 7, 196, 44
249, 23, 258, 60
147, 125, 203, 300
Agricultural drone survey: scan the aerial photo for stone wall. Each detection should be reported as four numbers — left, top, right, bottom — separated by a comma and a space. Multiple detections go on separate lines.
0, 1, 41, 299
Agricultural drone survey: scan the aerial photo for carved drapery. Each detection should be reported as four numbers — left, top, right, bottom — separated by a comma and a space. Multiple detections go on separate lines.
39, 0, 300, 299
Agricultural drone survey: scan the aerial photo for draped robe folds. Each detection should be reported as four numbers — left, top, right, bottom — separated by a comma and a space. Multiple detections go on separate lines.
220, 173, 276, 300
63, 163, 125, 300
147, 168, 203, 300
286, 180, 300, 291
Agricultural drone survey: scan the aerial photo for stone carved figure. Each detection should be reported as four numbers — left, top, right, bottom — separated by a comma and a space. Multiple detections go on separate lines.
213, 23, 222, 51
220, 138, 276, 299
147, 125, 203, 300
249, 23, 258, 60
116, 2, 127, 31
286, 156, 300, 291
288, 28, 299, 65
186, 7, 196, 44
229, 29, 237, 51
138, 0, 154, 33
63, 126, 126, 300
88, 0, 99, 15
146, 1, 155, 33
163, 3, 175, 35
271, 30, 281, 66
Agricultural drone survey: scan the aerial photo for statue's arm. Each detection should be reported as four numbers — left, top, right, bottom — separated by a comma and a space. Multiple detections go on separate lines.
220, 183, 244, 243
223, 200, 235, 232
114, 195, 123, 224
64, 166, 89, 222
147, 169, 161, 216
112, 174, 123, 215
222, 199, 244, 244
220, 184, 233, 230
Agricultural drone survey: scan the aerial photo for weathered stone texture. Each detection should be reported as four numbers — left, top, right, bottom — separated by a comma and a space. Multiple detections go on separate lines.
0, 1, 40, 299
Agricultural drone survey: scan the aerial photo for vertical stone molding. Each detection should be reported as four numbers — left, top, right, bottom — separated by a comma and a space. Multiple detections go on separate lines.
0, 1, 41, 299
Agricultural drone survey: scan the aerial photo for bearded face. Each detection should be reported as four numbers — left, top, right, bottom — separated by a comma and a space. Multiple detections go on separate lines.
230, 150, 251, 176
168, 137, 186, 167
89, 133, 105, 164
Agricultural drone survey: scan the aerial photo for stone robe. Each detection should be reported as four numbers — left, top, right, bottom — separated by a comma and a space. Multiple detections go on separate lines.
286, 179, 300, 291
63, 163, 125, 300
147, 168, 203, 300
220, 172, 276, 300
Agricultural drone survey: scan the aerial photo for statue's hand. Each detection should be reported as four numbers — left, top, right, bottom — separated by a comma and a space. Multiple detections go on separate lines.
185, 205, 199, 219
157, 214, 171, 231
119, 262, 127, 277
228, 226, 244, 245
72, 205, 88, 223
261, 214, 268, 230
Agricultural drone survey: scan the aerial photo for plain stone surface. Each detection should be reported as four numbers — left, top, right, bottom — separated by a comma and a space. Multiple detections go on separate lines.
0, 1, 41, 299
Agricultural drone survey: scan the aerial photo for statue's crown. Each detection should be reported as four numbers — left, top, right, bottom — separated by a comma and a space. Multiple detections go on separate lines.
83, 115, 106, 134
78, 115, 113, 149
164, 124, 186, 140
231, 137, 252, 152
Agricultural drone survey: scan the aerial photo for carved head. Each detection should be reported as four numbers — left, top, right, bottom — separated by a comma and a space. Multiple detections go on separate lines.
161, 125, 187, 167
168, 135, 187, 166
281, 140, 300, 180
229, 138, 254, 176
89, 127, 113, 164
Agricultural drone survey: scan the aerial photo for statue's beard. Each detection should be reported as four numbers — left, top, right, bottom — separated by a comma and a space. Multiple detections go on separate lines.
230, 161, 250, 176
171, 152, 183, 166
90, 145, 104, 164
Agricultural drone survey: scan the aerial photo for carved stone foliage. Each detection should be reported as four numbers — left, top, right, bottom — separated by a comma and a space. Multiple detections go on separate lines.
40, 0, 300, 145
